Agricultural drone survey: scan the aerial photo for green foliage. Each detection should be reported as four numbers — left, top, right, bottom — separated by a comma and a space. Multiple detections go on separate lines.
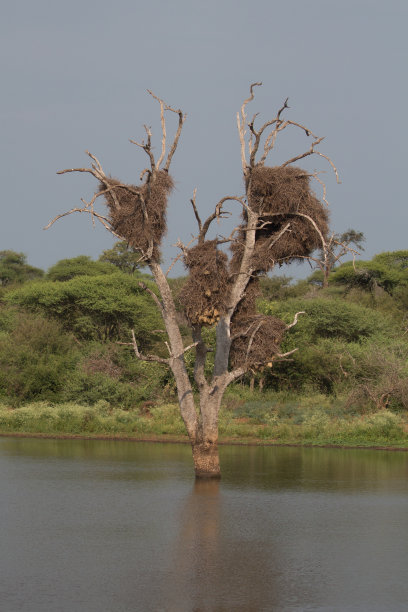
66, 344, 170, 408
46, 255, 116, 281
99, 241, 147, 273
259, 275, 310, 300
6, 272, 163, 343
0, 312, 80, 405
260, 297, 399, 393
0, 250, 44, 286
262, 297, 394, 343
330, 250, 408, 295
61, 372, 144, 409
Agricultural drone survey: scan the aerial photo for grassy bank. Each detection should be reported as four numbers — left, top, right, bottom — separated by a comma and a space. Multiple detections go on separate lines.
1, 394, 407, 448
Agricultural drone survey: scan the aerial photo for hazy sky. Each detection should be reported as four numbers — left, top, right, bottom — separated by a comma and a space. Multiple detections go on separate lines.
1, 0, 407, 277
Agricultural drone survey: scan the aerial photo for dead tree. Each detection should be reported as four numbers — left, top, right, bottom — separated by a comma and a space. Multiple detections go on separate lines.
46, 84, 339, 478
309, 229, 365, 288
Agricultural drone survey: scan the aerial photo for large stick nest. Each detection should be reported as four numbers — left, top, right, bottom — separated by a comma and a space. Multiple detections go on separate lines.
230, 314, 287, 369
231, 165, 330, 272
179, 240, 230, 326
99, 170, 174, 261
232, 276, 261, 320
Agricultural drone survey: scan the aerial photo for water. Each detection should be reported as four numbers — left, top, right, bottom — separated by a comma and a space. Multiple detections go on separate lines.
1, 438, 407, 611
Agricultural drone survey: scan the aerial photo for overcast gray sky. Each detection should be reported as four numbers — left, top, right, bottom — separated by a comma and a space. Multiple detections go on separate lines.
1, 0, 407, 277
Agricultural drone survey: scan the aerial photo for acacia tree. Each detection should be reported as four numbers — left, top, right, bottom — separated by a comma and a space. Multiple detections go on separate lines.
46, 84, 339, 478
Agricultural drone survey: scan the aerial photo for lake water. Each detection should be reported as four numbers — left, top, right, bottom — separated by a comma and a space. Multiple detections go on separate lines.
1, 438, 407, 611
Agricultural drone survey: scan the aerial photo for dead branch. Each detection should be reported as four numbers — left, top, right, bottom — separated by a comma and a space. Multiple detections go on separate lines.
189, 188, 202, 233
286, 311, 306, 330
245, 320, 264, 362
44, 202, 122, 239
198, 196, 243, 243
310, 172, 329, 207
281, 136, 340, 184
138, 281, 164, 315
174, 342, 199, 359
129, 124, 156, 171
237, 82, 262, 171
165, 236, 197, 276
164, 108, 185, 171
275, 348, 299, 358
146, 90, 186, 172
117, 330, 170, 365
147, 90, 167, 169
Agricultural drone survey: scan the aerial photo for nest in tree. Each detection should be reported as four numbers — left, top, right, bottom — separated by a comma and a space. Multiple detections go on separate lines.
99, 170, 174, 261
248, 165, 313, 214
179, 240, 230, 326
231, 165, 330, 272
230, 314, 287, 369
232, 276, 261, 320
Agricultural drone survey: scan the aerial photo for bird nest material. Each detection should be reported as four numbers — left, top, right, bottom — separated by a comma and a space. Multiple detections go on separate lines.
179, 240, 230, 326
229, 314, 287, 369
232, 276, 261, 320
231, 165, 329, 272
99, 170, 174, 261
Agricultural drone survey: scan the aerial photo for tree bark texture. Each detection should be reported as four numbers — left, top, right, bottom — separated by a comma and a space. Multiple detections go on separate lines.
192, 441, 221, 479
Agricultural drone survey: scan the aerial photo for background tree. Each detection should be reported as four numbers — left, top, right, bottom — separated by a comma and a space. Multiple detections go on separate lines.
308, 229, 365, 288
0, 250, 43, 286
46, 85, 339, 478
330, 250, 408, 296
46, 255, 115, 281
99, 241, 148, 274
7, 270, 163, 344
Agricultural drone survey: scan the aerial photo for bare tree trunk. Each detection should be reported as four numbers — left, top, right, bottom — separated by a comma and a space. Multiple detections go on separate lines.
192, 442, 221, 478
192, 391, 222, 478
149, 262, 198, 442
322, 265, 330, 288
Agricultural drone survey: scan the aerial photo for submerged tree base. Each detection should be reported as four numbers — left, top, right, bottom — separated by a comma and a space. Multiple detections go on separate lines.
192, 442, 221, 479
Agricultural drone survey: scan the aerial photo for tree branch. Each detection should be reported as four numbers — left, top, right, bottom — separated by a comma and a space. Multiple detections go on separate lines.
129, 124, 156, 172
189, 188, 202, 233
164, 108, 186, 171
138, 281, 164, 315
237, 82, 262, 172
117, 330, 170, 365
286, 311, 306, 330
281, 136, 340, 183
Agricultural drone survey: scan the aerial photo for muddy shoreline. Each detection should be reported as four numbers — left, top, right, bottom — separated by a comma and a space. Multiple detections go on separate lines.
1, 430, 407, 452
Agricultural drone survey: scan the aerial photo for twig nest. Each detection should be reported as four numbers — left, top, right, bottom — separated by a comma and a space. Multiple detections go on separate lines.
231, 164, 329, 272
99, 170, 174, 262
232, 277, 261, 320
248, 165, 312, 214
230, 314, 287, 369
179, 240, 230, 326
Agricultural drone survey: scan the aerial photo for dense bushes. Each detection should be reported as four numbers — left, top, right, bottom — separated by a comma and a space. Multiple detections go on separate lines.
1, 248, 408, 418
258, 296, 408, 405
0, 310, 80, 405
6, 272, 163, 345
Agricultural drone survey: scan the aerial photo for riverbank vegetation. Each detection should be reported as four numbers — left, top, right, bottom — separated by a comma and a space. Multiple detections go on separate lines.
1, 245, 408, 447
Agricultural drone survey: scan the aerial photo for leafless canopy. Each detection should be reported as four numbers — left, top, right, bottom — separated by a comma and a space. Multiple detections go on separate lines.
45, 91, 186, 263
46, 85, 341, 477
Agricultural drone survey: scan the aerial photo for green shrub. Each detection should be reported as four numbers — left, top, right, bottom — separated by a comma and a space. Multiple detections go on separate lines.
0, 313, 80, 405
61, 371, 144, 409
6, 272, 163, 344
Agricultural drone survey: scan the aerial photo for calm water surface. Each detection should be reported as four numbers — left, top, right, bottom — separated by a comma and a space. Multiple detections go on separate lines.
0, 438, 407, 611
